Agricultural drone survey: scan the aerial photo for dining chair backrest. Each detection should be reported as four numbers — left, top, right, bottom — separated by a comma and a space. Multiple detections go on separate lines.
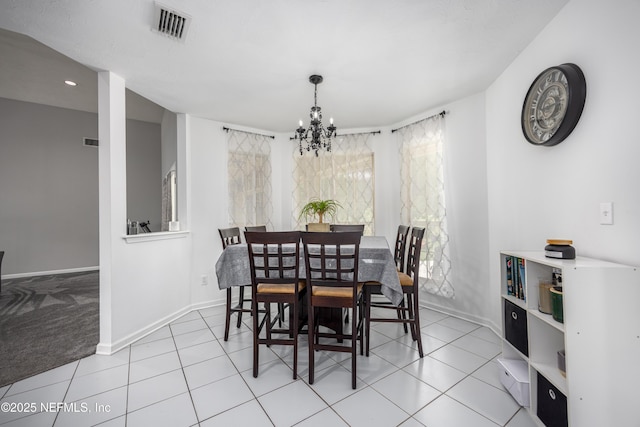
330, 224, 365, 235
245, 225, 267, 232
301, 231, 361, 294
245, 231, 302, 288
405, 227, 426, 283
394, 225, 410, 273
218, 227, 242, 249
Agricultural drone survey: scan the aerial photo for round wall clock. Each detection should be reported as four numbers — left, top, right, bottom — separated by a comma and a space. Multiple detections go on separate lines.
521, 63, 586, 146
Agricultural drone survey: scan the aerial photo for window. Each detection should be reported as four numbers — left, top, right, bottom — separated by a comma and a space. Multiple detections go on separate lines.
292, 133, 374, 234
226, 130, 273, 229
398, 115, 453, 298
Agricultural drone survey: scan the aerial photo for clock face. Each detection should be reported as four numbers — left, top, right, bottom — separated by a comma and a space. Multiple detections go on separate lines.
521, 63, 586, 146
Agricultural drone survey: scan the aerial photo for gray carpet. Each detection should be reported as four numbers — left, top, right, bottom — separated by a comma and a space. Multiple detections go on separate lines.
0, 271, 99, 387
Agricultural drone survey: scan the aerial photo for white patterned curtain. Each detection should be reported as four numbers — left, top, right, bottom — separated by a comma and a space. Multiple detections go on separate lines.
398, 115, 453, 298
292, 133, 375, 234
227, 130, 273, 229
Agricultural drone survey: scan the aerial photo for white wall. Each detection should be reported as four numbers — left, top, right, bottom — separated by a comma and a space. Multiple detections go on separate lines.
98, 72, 192, 353
186, 99, 492, 332
486, 0, 640, 329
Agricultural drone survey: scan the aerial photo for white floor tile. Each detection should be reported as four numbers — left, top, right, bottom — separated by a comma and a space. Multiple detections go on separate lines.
0, 411, 57, 427
332, 386, 410, 427
413, 394, 499, 427
258, 380, 328, 427
190, 374, 254, 421
64, 364, 128, 402
172, 328, 216, 350
506, 407, 538, 427
446, 376, 520, 425
218, 330, 253, 353
421, 323, 467, 343
183, 354, 238, 390
128, 351, 182, 384
295, 407, 349, 427
0, 382, 69, 424
307, 364, 358, 405
132, 326, 172, 346
129, 337, 176, 362
403, 355, 467, 392
240, 359, 296, 397
469, 326, 501, 345
226, 345, 280, 373
0, 305, 538, 427
429, 343, 489, 374
471, 359, 505, 391
75, 347, 130, 377
169, 318, 209, 336
199, 399, 273, 427
6, 361, 77, 396
369, 340, 421, 368
372, 370, 441, 414
346, 352, 399, 386
54, 385, 128, 427
436, 316, 480, 333
126, 392, 198, 427
127, 369, 188, 412
451, 334, 502, 359
177, 339, 226, 367
171, 311, 204, 324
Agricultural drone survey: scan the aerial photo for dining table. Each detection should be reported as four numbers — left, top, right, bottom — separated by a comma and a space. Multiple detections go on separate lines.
215, 235, 403, 306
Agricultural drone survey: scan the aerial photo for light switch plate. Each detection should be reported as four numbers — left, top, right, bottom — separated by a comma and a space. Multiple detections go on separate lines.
600, 202, 613, 225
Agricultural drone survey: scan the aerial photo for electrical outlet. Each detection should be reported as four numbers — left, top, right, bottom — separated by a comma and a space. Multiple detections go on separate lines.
200, 275, 208, 286
600, 202, 613, 225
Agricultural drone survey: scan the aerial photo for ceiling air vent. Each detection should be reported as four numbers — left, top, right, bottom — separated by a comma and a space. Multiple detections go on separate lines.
153, 3, 190, 41
83, 137, 99, 147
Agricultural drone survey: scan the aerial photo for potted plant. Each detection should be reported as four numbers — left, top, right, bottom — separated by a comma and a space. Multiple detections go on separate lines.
299, 198, 341, 231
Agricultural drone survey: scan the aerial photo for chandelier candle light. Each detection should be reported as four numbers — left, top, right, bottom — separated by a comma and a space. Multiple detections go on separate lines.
295, 75, 337, 156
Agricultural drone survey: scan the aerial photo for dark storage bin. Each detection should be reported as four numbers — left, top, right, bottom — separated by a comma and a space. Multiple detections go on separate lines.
504, 299, 528, 356
537, 372, 568, 427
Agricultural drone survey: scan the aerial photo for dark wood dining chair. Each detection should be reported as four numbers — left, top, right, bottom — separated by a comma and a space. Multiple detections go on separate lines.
330, 224, 365, 235
244, 225, 267, 232
218, 227, 252, 341
394, 225, 410, 272
301, 231, 364, 389
364, 227, 425, 357
246, 231, 305, 379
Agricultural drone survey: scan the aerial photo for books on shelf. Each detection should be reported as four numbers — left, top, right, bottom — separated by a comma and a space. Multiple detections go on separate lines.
505, 255, 526, 301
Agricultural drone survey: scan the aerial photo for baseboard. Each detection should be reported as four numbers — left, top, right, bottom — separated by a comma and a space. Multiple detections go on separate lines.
420, 300, 502, 339
96, 298, 225, 355
2, 266, 99, 280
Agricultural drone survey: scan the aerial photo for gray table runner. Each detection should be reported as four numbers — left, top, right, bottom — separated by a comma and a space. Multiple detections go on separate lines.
215, 236, 403, 306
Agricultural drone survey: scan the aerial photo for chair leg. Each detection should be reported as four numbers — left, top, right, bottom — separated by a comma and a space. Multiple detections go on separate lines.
308, 305, 315, 384
224, 288, 232, 341
397, 296, 408, 334
406, 293, 417, 341
253, 300, 260, 377
413, 292, 424, 357
292, 299, 298, 380
365, 287, 372, 357
351, 303, 357, 389
237, 286, 245, 328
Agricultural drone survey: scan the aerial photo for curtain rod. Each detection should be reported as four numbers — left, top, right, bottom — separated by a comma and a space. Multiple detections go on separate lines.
223, 126, 275, 139
391, 110, 447, 133
289, 130, 381, 141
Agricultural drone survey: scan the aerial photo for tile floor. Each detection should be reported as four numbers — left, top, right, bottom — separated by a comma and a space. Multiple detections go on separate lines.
0, 305, 538, 427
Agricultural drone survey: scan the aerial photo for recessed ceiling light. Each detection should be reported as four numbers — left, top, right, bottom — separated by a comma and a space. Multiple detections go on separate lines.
64, 80, 77, 86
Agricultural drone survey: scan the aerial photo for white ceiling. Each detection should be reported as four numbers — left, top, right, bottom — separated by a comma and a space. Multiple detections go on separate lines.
0, 0, 568, 131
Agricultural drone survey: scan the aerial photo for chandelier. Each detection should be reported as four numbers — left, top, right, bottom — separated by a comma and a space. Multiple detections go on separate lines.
295, 75, 337, 156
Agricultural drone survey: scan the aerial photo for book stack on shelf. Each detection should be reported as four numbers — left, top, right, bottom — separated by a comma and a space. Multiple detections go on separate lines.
505, 255, 526, 301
